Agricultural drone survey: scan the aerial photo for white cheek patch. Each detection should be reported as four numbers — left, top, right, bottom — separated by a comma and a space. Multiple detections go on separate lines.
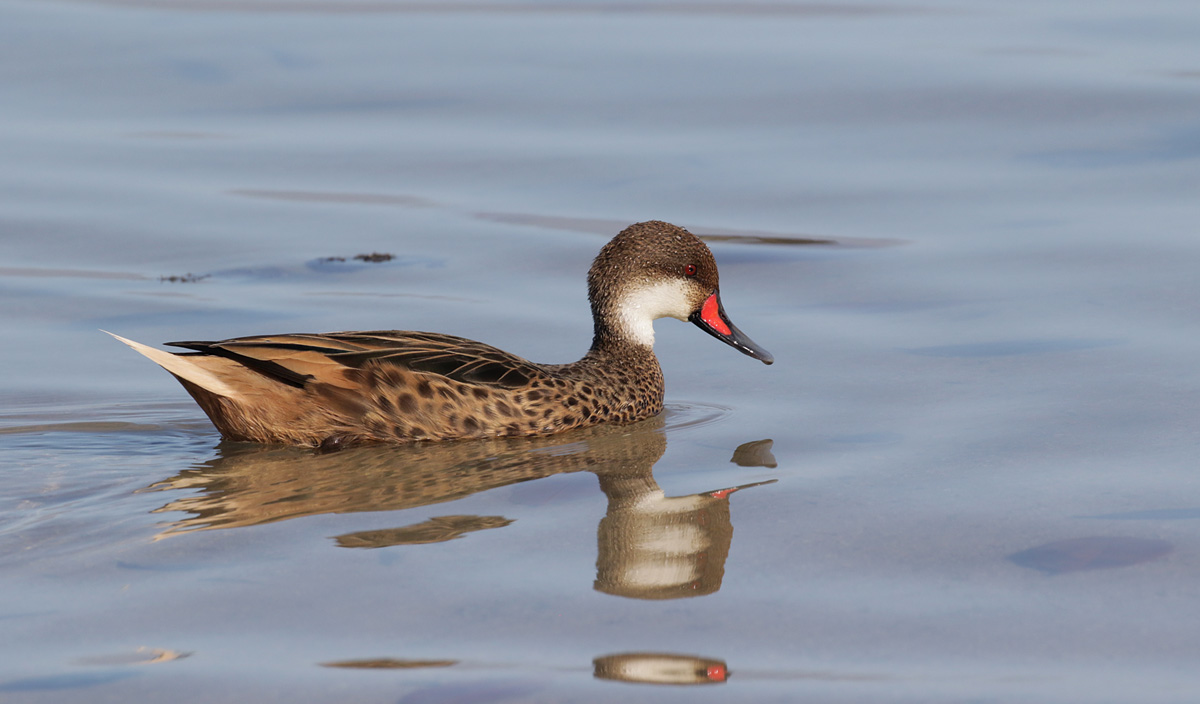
614, 279, 694, 348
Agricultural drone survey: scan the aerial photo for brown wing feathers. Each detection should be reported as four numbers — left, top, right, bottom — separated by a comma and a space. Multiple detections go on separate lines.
166, 332, 542, 391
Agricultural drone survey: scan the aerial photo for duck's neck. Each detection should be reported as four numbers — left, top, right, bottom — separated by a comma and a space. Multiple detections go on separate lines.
585, 326, 658, 367
588, 295, 658, 360
550, 311, 664, 420
577, 299, 660, 373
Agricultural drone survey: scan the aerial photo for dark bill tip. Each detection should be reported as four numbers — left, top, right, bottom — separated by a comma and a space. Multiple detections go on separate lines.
689, 292, 774, 365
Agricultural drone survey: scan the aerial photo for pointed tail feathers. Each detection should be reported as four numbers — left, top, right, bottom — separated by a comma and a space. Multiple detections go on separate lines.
104, 331, 240, 399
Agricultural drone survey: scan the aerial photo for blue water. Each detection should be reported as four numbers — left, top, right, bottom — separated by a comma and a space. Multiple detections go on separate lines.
4, 0, 1200, 701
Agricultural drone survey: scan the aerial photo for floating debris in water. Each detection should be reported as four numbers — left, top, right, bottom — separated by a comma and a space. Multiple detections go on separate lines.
159, 273, 209, 283
320, 658, 457, 669
309, 253, 444, 270
314, 253, 395, 264
353, 252, 394, 263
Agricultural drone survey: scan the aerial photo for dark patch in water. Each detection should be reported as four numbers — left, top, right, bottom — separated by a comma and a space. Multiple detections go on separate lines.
1008, 536, 1172, 574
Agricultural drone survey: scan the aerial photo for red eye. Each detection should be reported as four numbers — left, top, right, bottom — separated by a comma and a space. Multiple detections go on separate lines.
683, 264, 697, 277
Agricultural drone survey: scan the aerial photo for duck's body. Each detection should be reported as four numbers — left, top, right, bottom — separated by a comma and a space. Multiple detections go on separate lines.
112, 221, 771, 448
120, 330, 666, 447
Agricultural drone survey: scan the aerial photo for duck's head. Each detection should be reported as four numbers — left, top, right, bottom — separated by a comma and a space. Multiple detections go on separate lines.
588, 221, 773, 365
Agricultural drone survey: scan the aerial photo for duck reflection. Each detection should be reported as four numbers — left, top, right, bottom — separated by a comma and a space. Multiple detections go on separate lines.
317, 651, 728, 686
593, 652, 728, 685
595, 468, 772, 599
147, 410, 773, 599
334, 515, 514, 548
148, 413, 668, 532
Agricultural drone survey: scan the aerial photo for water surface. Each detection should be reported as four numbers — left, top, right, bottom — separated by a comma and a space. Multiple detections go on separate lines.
3, 0, 1200, 701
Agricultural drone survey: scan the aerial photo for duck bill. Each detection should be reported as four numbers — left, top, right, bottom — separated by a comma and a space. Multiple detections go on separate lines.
688, 292, 774, 365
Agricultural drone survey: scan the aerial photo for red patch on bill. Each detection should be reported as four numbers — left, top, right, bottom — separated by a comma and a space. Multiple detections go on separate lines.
706, 664, 727, 681
701, 294, 732, 336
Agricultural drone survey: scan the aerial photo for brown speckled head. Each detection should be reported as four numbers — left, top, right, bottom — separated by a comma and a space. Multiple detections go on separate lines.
587, 221, 772, 364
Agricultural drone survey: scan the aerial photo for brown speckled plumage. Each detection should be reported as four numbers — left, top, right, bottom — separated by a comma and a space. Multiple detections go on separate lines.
111, 221, 771, 447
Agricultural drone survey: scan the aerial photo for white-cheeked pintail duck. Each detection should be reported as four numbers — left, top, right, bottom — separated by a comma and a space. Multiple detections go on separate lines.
110, 221, 772, 448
